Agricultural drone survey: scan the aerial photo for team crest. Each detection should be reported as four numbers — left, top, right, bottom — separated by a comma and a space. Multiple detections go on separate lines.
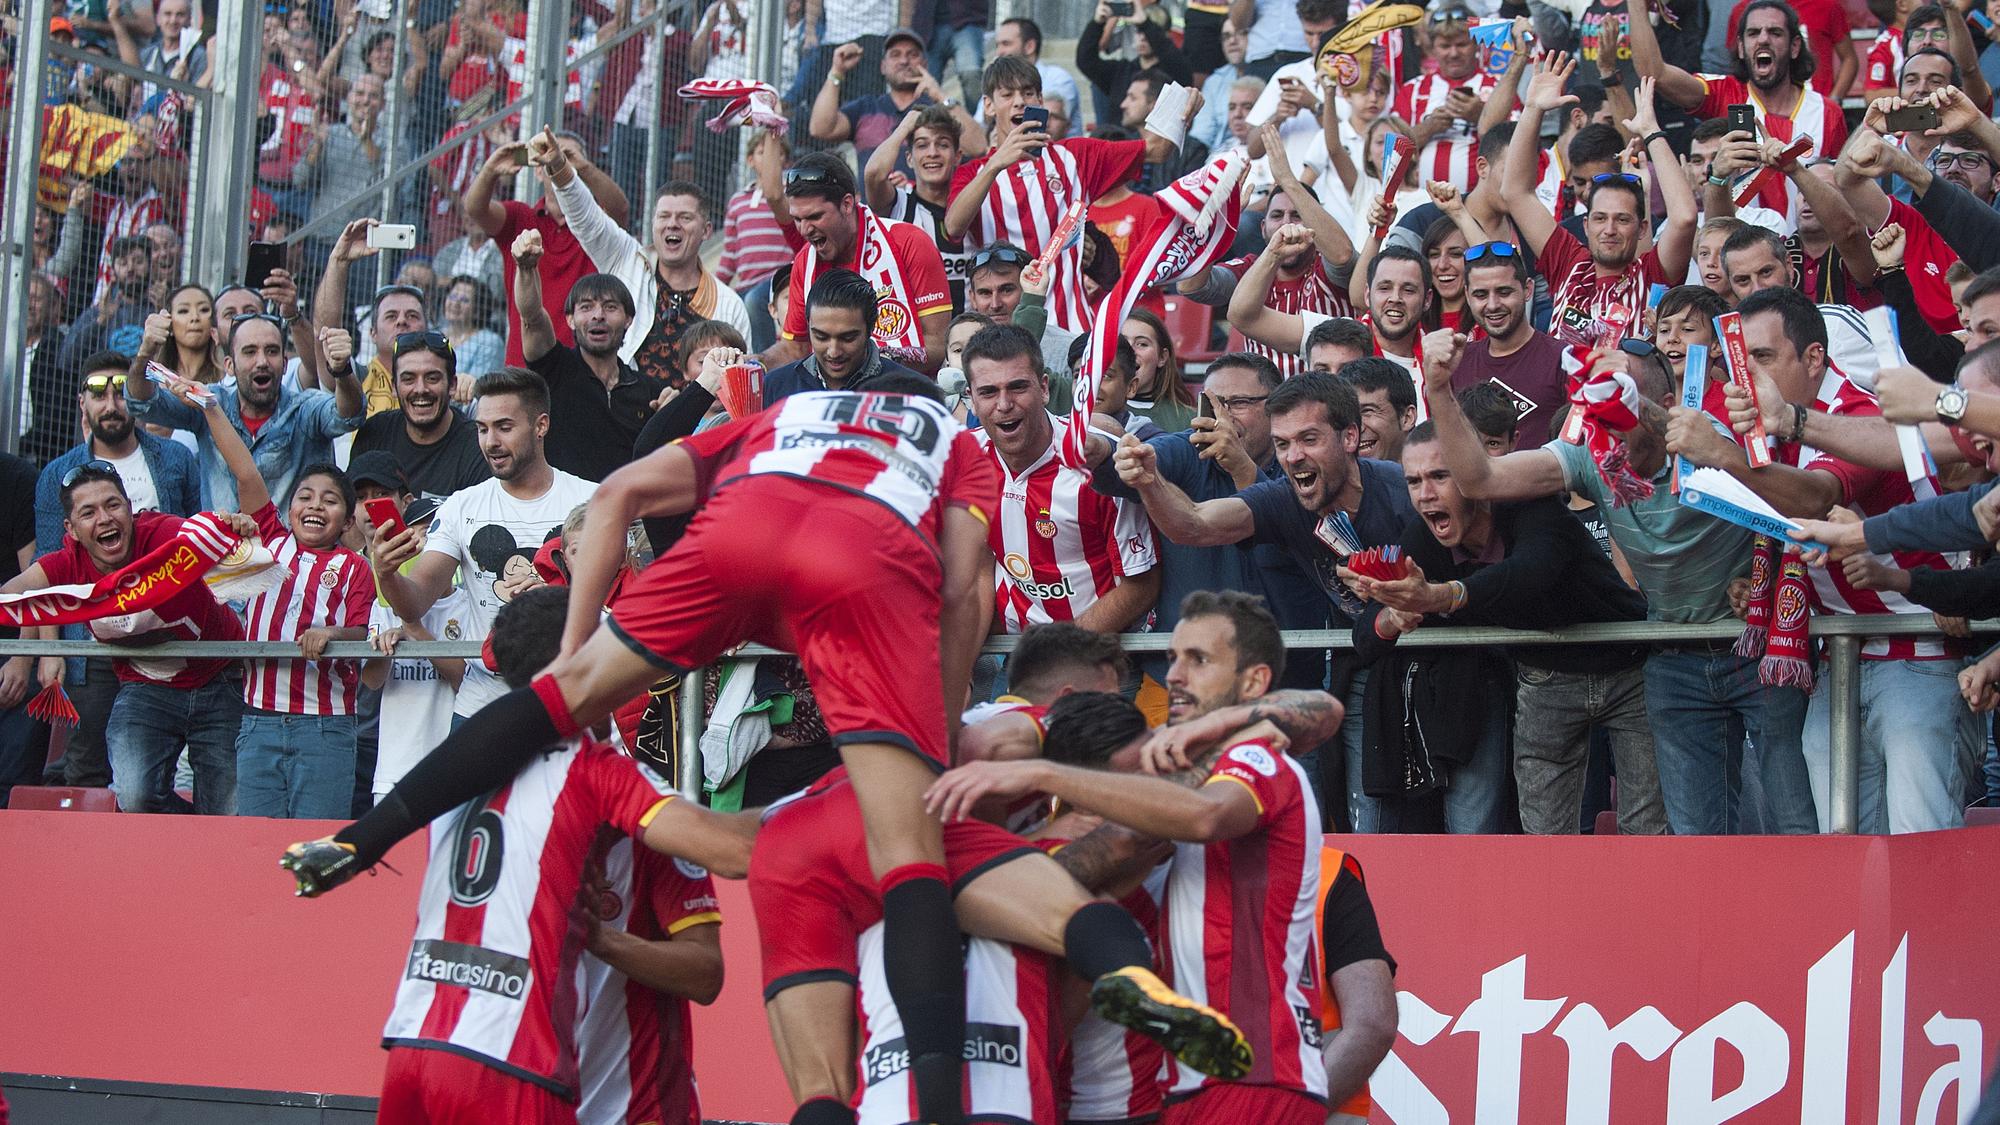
443, 619, 462, 640
1035, 510, 1057, 539
319, 569, 341, 589
220, 539, 255, 567
1045, 169, 1068, 197
1775, 583, 1808, 630
875, 294, 909, 339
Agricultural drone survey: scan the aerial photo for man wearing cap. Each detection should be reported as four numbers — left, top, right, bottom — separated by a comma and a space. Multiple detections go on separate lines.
348, 329, 491, 504
811, 28, 988, 174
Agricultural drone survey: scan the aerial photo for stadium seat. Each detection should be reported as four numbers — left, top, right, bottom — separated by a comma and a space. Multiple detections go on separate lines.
1592, 810, 1619, 836
1965, 806, 2000, 828
7, 786, 118, 812
1161, 295, 1223, 364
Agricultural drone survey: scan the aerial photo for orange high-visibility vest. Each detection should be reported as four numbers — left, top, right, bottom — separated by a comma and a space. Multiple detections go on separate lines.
1316, 845, 1375, 1119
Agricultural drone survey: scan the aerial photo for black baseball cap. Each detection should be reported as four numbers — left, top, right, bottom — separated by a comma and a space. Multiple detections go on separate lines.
886, 26, 926, 52
347, 451, 407, 493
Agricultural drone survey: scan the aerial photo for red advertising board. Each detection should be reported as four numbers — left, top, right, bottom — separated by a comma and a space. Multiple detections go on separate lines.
0, 813, 1994, 1122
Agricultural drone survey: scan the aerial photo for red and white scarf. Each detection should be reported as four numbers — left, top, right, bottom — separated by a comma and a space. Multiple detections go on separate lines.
677, 78, 787, 133
802, 202, 928, 361
1065, 153, 1248, 466
0, 513, 277, 628
1735, 535, 1815, 688
1557, 346, 1655, 506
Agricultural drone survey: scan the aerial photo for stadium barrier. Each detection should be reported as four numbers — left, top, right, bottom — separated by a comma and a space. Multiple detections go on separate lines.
1, 811, 1994, 1123
4, 611, 1992, 836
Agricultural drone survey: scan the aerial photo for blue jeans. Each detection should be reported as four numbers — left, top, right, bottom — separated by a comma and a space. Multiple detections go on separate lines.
1341, 664, 1512, 834
926, 20, 986, 102
1643, 648, 1817, 835
1802, 657, 1976, 833
107, 674, 244, 814
235, 709, 360, 819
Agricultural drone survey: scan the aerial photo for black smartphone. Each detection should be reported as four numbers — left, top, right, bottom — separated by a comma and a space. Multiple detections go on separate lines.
245, 241, 284, 291
1197, 392, 1216, 421
1021, 105, 1050, 132
1107, 0, 1134, 16
1884, 104, 1941, 133
1725, 104, 1757, 138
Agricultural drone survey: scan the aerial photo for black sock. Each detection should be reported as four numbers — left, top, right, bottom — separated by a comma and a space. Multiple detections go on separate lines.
1063, 900, 1154, 982
881, 875, 965, 1125
790, 1097, 857, 1125
334, 687, 561, 865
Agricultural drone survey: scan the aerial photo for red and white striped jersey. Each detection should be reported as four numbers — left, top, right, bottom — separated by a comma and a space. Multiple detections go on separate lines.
93, 190, 165, 304
241, 503, 375, 715
950, 138, 1147, 334
676, 391, 1000, 558
1219, 255, 1352, 377
1061, 863, 1169, 1123
1537, 225, 1669, 348
974, 413, 1157, 633
854, 921, 1063, 1125
1786, 367, 1956, 660
1159, 738, 1325, 1103
574, 837, 722, 1125
430, 124, 495, 223
383, 738, 676, 1098
1693, 76, 1848, 221
1392, 71, 1508, 192
256, 65, 316, 184
1865, 29, 1903, 90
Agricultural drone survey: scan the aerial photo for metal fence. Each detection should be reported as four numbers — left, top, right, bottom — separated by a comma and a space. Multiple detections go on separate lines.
5, 613, 1987, 836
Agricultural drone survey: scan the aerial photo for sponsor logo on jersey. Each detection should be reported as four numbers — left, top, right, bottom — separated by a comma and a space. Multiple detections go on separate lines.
1230, 744, 1279, 777
405, 939, 530, 999
1292, 1003, 1325, 1049
862, 1023, 1024, 1085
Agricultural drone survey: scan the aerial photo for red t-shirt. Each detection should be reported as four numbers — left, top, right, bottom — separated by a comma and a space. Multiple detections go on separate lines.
496, 200, 586, 366
1726, 0, 1852, 95
1884, 197, 1964, 335
40, 511, 245, 689
780, 213, 953, 344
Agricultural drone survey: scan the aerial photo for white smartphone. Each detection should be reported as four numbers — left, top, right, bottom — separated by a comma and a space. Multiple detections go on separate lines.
366, 223, 417, 251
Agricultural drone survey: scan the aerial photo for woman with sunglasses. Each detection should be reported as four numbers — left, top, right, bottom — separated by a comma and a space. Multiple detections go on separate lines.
437, 275, 504, 379
1120, 309, 1200, 434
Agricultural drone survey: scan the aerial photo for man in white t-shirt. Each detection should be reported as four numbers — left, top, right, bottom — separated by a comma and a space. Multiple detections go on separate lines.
370, 368, 596, 719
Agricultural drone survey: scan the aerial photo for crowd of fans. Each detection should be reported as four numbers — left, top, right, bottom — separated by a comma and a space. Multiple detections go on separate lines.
7, 0, 2000, 840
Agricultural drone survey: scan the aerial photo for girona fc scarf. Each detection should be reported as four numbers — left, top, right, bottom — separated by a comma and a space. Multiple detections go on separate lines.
0, 512, 263, 628
802, 202, 926, 359
676, 78, 787, 133
1736, 535, 1815, 689
1065, 152, 1248, 466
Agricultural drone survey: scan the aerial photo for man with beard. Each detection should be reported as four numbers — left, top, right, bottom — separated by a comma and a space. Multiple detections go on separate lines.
811, 29, 986, 174
1719, 224, 1881, 388
370, 367, 597, 724
4, 464, 257, 813
347, 328, 491, 503
533, 130, 752, 374
761, 270, 927, 404
864, 105, 971, 312
1341, 423, 1666, 835
1230, 229, 1429, 385
1449, 244, 1571, 448
765, 154, 952, 373
313, 218, 437, 417
126, 315, 364, 511
1113, 372, 1414, 826
1627, 0, 1848, 222
31, 355, 202, 793
1503, 57, 1693, 348
57, 237, 152, 376
926, 594, 1349, 1123
513, 231, 667, 482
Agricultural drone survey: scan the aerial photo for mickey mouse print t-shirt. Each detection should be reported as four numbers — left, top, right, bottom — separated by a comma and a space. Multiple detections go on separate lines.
425, 469, 597, 715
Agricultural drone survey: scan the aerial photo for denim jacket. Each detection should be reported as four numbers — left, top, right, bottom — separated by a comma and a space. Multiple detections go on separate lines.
35, 431, 203, 560
128, 383, 362, 511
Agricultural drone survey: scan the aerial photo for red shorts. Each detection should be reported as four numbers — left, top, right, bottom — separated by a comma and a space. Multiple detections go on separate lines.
608, 481, 949, 767
749, 775, 1040, 998
1160, 1085, 1323, 1125
377, 1046, 575, 1125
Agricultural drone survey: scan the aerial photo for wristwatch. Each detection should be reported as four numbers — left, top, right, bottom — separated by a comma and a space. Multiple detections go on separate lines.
1937, 385, 1970, 425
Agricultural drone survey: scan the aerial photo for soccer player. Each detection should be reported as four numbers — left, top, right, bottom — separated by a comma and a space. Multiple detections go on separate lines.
284, 376, 1248, 1125
371, 587, 746, 1125
927, 592, 1345, 1123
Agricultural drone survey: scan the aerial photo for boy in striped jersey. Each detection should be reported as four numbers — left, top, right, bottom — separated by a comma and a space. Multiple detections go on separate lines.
174, 381, 376, 819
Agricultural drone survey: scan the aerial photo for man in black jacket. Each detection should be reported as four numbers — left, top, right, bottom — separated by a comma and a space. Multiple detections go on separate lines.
1342, 423, 1670, 835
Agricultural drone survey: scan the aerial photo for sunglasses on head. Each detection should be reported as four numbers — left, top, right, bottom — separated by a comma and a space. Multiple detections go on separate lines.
1618, 338, 1658, 358
783, 166, 835, 187
231, 311, 286, 329
373, 284, 426, 304
394, 330, 454, 358
1462, 241, 1519, 262
83, 373, 127, 395
61, 458, 120, 489
970, 246, 1032, 272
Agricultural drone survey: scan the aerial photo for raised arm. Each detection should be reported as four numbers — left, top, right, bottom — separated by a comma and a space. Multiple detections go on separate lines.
1628, 78, 1695, 281
1943, 6, 1992, 110
1622, 0, 1709, 109
311, 218, 381, 343
810, 43, 861, 143
510, 229, 558, 364
1228, 224, 1312, 355
1263, 122, 1354, 269
1478, 21, 1534, 137
865, 111, 922, 214
1785, 147, 1879, 287
1418, 329, 1570, 499
1503, 54, 1571, 256
463, 139, 529, 237
195, 390, 272, 516
1112, 435, 1257, 546
1831, 128, 1897, 231
535, 126, 642, 273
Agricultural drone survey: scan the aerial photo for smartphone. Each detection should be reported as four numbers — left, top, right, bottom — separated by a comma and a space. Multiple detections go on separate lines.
1021, 105, 1050, 132
245, 241, 284, 291
1726, 104, 1757, 138
363, 497, 408, 539
1884, 104, 1941, 133
1107, 0, 1134, 16
1196, 392, 1215, 420
366, 223, 417, 251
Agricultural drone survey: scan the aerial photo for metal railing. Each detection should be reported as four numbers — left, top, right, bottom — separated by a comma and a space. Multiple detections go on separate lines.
4, 613, 1987, 835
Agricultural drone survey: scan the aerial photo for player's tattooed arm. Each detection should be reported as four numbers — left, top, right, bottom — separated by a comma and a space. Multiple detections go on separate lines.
1137, 690, 1345, 774
1049, 821, 1172, 898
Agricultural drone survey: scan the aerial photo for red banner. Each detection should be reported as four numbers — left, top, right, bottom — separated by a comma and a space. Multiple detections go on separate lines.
1713, 311, 1773, 469
1, 815, 1994, 1122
